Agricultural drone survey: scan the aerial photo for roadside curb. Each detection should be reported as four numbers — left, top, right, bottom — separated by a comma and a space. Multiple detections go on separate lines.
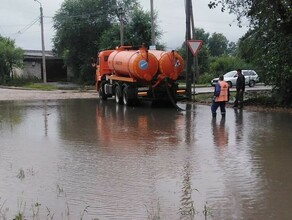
0, 83, 95, 91
0, 85, 35, 90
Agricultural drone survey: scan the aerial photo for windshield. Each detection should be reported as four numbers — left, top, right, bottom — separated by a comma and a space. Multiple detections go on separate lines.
224, 71, 237, 77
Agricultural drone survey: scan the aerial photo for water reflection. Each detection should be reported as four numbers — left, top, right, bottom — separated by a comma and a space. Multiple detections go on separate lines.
95, 101, 187, 151
234, 109, 243, 144
211, 117, 228, 148
43, 100, 49, 136
1, 100, 292, 219
53, 100, 196, 219
0, 101, 25, 132
58, 99, 98, 142
0, 100, 59, 138
184, 104, 196, 146
243, 111, 292, 220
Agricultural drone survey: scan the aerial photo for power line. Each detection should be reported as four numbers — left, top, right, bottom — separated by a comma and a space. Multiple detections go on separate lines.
16, 16, 40, 34
1, 10, 107, 30
1, 12, 103, 36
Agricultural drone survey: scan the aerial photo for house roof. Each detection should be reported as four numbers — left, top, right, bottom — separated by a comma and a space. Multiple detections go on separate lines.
24, 50, 61, 60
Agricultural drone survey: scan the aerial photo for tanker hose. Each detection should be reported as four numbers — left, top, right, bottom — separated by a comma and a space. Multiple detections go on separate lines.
164, 78, 186, 111
146, 50, 149, 62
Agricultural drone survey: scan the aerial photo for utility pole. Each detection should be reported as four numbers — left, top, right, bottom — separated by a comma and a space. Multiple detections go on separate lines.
118, 7, 124, 46
150, 0, 156, 48
190, 0, 198, 94
185, 0, 193, 100
34, 0, 47, 83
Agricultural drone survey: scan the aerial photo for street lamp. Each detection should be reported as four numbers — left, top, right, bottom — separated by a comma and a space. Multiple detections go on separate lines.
117, 7, 124, 46
34, 0, 47, 83
150, 0, 155, 48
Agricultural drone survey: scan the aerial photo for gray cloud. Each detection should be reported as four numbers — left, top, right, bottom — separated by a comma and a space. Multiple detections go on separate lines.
0, 0, 248, 50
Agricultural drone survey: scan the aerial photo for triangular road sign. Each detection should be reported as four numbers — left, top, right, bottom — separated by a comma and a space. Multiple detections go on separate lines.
187, 40, 203, 56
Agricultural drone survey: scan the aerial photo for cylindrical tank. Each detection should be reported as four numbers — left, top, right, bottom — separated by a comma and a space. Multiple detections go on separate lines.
149, 50, 184, 80
108, 48, 159, 82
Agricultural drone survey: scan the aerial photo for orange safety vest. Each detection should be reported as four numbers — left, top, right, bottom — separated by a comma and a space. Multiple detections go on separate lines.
215, 81, 229, 102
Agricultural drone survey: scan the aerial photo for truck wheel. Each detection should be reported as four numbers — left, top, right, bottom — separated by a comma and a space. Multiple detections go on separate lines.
122, 87, 129, 106
99, 81, 107, 100
115, 84, 123, 104
123, 85, 132, 106
123, 84, 138, 106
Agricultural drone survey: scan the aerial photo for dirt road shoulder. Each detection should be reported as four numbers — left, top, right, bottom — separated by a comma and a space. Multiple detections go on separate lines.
0, 87, 97, 101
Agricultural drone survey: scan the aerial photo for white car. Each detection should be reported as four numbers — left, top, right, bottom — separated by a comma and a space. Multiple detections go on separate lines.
211, 70, 259, 88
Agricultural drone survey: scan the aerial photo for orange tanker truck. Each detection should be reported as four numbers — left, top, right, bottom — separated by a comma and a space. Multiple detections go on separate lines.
95, 45, 185, 106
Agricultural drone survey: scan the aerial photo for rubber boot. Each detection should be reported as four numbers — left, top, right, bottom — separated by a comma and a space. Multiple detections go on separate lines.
221, 112, 226, 118
212, 112, 217, 118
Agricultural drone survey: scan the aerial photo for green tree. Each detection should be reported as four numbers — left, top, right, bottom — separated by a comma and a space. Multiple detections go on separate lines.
209, 55, 249, 77
176, 28, 237, 83
177, 28, 210, 78
0, 36, 23, 84
208, 0, 292, 106
53, 0, 120, 83
193, 28, 210, 75
208, 33, 228, 57
53, 0, 161, 84
99, 5, 163, 50
237, 32, 256, 64
126, 7, 164, 49
227, 41, 237, 56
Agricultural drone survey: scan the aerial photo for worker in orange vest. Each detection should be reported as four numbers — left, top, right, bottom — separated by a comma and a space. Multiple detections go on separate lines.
211, 75, 230, 118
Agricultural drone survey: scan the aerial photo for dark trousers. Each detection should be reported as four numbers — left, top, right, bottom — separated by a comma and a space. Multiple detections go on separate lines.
211, 101, 226, 116
234, 89, 244, 108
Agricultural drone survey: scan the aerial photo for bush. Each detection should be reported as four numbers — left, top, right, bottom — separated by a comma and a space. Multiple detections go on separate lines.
196, 73, 214, 84
244, 96, 278, 107
3, 76, 41, 87
209, 55, 250, 77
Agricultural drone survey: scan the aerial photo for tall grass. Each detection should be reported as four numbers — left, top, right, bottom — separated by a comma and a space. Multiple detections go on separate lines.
1, 76, 57, 90
3, 76, 41, 87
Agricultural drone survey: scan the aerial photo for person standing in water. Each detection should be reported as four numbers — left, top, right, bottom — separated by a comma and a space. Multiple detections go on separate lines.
233, 69, 245, 109
211, 75, 230, 118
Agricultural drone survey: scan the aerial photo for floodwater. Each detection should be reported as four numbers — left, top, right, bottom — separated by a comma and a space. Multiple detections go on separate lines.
0, 99, 292, 220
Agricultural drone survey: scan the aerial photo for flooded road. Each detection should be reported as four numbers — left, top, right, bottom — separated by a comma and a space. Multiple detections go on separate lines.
0, 99, 292, 219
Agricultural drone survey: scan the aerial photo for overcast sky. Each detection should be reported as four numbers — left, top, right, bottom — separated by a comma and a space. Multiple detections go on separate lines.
0, 0, 249, 51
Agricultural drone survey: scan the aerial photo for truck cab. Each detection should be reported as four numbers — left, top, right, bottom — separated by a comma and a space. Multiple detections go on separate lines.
96, 50, 113, 89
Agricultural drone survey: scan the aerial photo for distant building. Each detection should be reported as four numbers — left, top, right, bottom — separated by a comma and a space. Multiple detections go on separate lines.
13, 50, 73, 82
